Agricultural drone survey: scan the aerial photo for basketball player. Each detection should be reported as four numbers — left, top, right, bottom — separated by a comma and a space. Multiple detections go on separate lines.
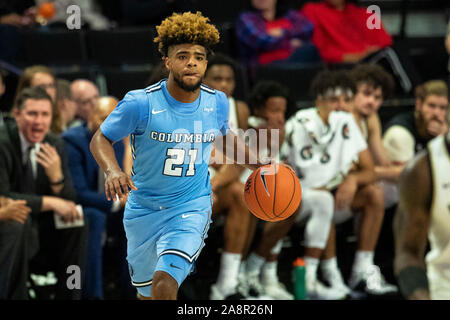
281, 70, 397, 298
394, 131, 450, 300
90, 12, 265, 300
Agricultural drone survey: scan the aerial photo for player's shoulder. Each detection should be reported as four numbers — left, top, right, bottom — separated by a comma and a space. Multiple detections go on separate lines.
144, 79, 165, 94
331, 110, 354, 122
200, 83, 217, 95
288, 107, 317, 125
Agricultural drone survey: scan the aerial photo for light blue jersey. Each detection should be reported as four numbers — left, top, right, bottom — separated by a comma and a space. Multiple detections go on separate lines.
101, 79, 229, 209
99, 79, 230, 297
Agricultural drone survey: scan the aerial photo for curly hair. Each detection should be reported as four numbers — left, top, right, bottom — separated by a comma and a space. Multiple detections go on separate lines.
248, 81, 289, 112
350, 64, 395, 99
154, 11, 220, 57
310, 69, 356, 100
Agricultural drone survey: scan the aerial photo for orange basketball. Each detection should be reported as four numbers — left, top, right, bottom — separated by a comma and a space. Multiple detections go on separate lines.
38, 2, 56, 19
244, 163, 302, 222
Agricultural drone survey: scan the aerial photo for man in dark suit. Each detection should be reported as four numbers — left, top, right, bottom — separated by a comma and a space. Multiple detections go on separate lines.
63, 96, 135, 299
0, 87, 86, 300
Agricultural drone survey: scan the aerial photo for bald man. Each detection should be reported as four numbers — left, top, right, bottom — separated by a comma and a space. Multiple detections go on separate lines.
63, 97, 135, 300
70, 79, 100, 127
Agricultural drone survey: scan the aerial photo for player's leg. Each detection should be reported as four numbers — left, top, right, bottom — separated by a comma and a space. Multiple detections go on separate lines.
154, 195, 213, 299
244, 209, 298, 298
348, 184, 397, 296
298, 189, 348, 300
151, 254, 191, 300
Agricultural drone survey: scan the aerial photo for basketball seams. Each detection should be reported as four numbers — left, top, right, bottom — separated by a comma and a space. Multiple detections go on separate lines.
275, 167, 297, 218
272, 164, 277, 217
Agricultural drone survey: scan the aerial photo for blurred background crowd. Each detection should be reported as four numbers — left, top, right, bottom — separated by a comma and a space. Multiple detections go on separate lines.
0, 0, 449, 300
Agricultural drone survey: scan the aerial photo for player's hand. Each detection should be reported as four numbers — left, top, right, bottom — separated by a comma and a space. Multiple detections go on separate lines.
51, 198, 82, 223
36, 143, 63, 183
0, 198, 31, 224
335, 175, 358, 210
105, 169, 137, 202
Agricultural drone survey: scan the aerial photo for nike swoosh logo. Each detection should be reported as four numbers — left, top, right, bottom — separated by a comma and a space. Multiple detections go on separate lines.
170, 263, 182, 270
152, 109, 167, 114
181, 214, 196, 219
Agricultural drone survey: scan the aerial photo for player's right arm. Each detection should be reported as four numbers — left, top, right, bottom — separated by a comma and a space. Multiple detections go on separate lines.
393, 150, 431, 300
90, 91, 146, 201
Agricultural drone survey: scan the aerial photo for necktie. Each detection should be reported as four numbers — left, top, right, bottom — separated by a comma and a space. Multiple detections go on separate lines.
22, 146, 36, 194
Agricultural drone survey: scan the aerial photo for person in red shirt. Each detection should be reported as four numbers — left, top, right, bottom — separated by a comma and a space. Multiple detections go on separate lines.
301, 0, 392, 64
301, 0, 417, 93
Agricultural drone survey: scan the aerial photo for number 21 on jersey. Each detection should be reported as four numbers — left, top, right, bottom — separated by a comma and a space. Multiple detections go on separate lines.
163, 148, 198, 177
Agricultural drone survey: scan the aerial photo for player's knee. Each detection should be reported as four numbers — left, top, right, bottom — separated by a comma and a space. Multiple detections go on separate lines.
151, 271, 178, 300
309, 189, 334, 219
363, 184, 384, 210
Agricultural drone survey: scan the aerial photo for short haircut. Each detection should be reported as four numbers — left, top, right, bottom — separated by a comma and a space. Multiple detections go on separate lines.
350, 63, 395, 99
15, 86, 53, 111
248, 81, 289, 112
415, 80, 448, 102
205, 53, 238, 77
55, 78, 72, 102
154, 11, 220, 57
310, 69, 356, 100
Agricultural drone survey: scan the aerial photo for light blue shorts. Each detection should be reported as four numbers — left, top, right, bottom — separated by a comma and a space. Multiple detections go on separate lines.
123, 195, 212, 297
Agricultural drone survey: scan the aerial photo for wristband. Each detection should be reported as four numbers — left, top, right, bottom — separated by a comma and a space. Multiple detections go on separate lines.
396, 266, 429, 299
50, 176, 65, 185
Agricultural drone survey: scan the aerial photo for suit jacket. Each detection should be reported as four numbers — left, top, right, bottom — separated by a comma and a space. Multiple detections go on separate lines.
62, 124, 124, 213
0, 117, 76, 215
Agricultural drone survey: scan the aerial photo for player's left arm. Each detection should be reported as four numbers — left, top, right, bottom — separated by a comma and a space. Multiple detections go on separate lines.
214, 91, 266, 171
213, 129, 266, 171
393, 150, 431, 300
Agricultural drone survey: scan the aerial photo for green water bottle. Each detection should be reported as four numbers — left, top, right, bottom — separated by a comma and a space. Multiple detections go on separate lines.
292, 258, 306, 300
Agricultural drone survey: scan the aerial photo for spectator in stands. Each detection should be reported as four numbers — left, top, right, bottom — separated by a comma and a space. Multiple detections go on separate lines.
236, 0, 319, 78
202, 53, 254, 300
14, 65, 63, 134
239, 81, 296, 300
55, 79, 77, 133
70, 79, 100, 128
63, 96, 135, 300
0, 196, 32, 299
383, 80, 449, 180
301, 0, 415, 93
0, 0, 36, 27
0, 87, 86, 299
281, 70, 397, 298
348, 64, 401, 208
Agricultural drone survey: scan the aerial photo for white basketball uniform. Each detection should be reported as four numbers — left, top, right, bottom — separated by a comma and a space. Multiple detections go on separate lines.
281, 108, 368, 223
426, 133, 450, 300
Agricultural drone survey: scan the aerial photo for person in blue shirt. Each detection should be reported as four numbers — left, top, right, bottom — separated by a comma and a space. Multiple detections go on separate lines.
90, 11, 266, 300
